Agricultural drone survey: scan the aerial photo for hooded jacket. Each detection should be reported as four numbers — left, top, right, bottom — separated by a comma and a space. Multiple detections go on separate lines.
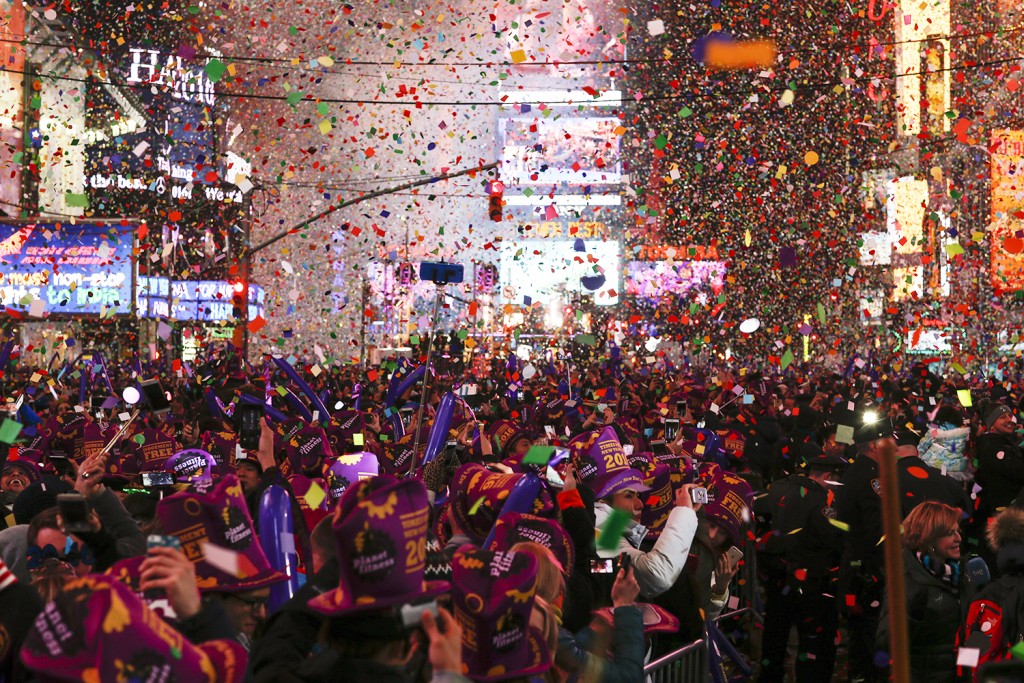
918, 424, 971, 481
593, 501, 697, 597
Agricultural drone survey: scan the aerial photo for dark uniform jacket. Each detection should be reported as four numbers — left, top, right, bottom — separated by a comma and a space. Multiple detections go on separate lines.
763, 473, 844, 585
836, 455, 884, 581
976, 432, 1024, 514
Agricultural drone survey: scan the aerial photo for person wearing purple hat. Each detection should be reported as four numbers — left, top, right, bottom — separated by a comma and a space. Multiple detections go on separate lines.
449, 544, 554, 682
250, 475, 469, 683
21, 574, 248, 683
570, 427, 701, 597
154, 474, 288, 650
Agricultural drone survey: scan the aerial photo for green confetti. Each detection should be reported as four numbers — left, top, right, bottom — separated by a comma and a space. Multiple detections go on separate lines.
0, 418, 21, 444
522, 445, 555, 466
205, 58, 227, 83
597, 507, 632, 551
64, 193, 89, 208
780, 349, 795, 370
469, 496, 487, 515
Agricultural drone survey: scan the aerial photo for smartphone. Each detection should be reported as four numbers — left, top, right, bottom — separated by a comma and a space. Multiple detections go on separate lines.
590, 559, 616, 574
141, 471, 175, 488
236, 403, 264, 451
48, 454, 73, 478
727, 545, 744, 566
690, 487, 709, 505
544, 425, 557, 439
174, 422, 185, 440
621, 399, 630, 413
618, 553, 632, 573
144, 535, 182, 599
147, 534, 182, 551
139, 379, 172, 415
56, 493, 93, 534
90, 395, 106, 412
664, 418, 680, 441
400, 599, 440, 629
676, 401, 686, 414
545, 465, 565, 487
651, 440, 669, 457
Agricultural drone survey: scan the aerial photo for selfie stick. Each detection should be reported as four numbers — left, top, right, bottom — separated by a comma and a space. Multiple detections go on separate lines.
99, 409, 142, 457
408, 262, 464, 476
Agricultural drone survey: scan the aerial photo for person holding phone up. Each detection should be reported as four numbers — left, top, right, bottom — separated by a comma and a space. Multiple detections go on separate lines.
571, 454, 701, 598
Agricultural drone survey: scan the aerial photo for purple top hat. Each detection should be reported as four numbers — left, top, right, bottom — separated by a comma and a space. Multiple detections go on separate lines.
164, 449, 216, 485
325, 409, 366, 453
200, 429, 238, 475
486, 419, 533, 459
450, 463, 554, 544
21, 574, 247, 683
451, 545, 553, 681
126, 428, 179, 473
50, 420, 110, 464
487, 512, 575, 576
569, 426, 651, 500
639, 464, 675, 535
156, 474, 287, 593
697, 465, 754, 548
285, 426, 334, 474
307, 475, 449, 617
2, 456, 41, 485
323, 452, 380, 506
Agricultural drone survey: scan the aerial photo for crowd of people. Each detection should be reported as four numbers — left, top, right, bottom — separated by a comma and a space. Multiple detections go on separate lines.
2, 347, 1024, 682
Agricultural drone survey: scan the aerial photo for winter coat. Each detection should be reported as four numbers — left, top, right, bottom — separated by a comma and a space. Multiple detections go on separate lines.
976, 433, 1024, 514
918, 424, 971, 481
877, 548, 966, 683
555, 606, 645, 682
593, 501, 697, 597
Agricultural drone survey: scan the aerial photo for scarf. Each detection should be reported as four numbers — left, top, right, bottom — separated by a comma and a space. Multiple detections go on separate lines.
915, 550, 961, 587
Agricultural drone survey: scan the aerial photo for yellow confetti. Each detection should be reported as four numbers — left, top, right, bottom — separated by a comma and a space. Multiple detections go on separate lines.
804, 151, 820, 166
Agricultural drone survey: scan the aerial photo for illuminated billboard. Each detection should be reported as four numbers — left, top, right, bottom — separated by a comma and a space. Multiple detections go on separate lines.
990, 130, 1024, 293
625, 261, 726, 303
500, 117, 622, 189
498, 239, 619, 306
136, 276, 265, 323
0, 222, 134, 315
0, 0, 24, 218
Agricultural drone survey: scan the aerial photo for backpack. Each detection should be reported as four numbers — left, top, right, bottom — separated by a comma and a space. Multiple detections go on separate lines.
958, 577, 1024, 680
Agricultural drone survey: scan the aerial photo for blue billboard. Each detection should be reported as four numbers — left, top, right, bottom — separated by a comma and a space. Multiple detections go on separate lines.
0, 222, 134, 315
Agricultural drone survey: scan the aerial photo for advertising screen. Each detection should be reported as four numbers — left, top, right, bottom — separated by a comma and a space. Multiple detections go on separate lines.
136, 276, 265, 323
0, 222, 134, 315
625, 260, 726, 303
500, 117, 622, 188
990, 130, 1024, 293
498, 239, 619, 306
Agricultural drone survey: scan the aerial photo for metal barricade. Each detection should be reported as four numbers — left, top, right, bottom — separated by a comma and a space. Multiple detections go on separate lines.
644, 638, 710, 683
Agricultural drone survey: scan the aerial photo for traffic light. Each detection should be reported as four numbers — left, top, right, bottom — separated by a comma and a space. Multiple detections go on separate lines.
231, 280, 246, 321
488, 180, 504, 222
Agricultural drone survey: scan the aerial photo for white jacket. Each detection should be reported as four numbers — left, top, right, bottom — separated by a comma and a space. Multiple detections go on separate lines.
594, 501, 699, 597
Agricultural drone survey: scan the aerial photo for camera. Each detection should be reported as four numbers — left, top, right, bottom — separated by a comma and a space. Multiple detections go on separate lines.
690, 487, 709, 505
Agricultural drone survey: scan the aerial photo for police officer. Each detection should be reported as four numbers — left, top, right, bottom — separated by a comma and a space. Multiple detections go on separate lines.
757, 441, 846, 682
835, 408, 896, 683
